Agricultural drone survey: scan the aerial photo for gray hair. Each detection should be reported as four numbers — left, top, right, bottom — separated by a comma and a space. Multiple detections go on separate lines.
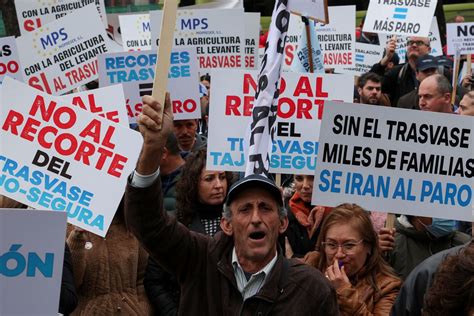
433, 74, 452, 95
222, 204, 288, 220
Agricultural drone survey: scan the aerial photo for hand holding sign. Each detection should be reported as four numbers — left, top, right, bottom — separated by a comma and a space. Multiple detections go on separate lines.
136, 94, 174, 175
381, 36, 397, 67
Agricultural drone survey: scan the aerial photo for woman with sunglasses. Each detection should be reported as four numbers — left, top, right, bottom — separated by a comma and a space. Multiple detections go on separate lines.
304, 203, 401, 315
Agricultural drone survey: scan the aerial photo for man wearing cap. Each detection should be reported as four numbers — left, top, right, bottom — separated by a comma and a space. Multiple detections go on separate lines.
397, 54, 438, 110
371, 36, 431, 106
125, 95, 339, 315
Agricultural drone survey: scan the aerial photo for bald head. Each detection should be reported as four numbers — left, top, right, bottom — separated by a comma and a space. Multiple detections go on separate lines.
418, 74, 452, 113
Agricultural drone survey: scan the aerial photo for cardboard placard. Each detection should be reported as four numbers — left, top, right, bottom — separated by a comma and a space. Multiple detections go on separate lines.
283, 13, 310, 71
363, 0, 437, 37
150, 8, 245, 70
342, 42, 385, 76
0, 36, 22, 85
15, 0, 107, 35
287, 0, 329, 24
315, 6, 355, 72
313, 102, 474, 221
244, 13, 260, 70
0, 77, 143, 236
447, 22, 474, 55
206, 69, 353, 175
16, 5, 111, 95
0, 209, 67, 315
98, 49, 200, 123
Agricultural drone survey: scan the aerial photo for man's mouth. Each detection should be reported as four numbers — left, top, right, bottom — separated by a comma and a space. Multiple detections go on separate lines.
249, 231, 266, 240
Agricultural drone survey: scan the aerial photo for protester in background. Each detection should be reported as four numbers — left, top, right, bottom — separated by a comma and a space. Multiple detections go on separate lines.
126, 95, 339, 315
198, 81, 210, 136
418, 74, 454, 113
356, 72, 391, 106
379, 215, 471, 280
284, 175, 331, 258
173, 119, 206, 158
453, 15, 465, 23
397, 54, 438, 110
144, 148, 234, 315
459, 91, 474, 116
390, 243, 471, 316
357, 16, 380, 45
371, 36, 431, 105
159, 133, 186, 216
304, 204, 401, 315
423, 242, 474, 315
200, 74, 211, 98
67, 200, 152, 315
0, 195, 78, 315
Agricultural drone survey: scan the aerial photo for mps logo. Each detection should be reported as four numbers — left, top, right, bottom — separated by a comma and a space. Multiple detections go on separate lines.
39, 27, 68, 50
180, 18, 208, 30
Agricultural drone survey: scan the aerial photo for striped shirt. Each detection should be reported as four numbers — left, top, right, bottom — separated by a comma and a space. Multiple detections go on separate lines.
231, 247, 277, 300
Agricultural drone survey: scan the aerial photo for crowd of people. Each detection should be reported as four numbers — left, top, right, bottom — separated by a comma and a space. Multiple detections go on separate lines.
1, 11, 474, 316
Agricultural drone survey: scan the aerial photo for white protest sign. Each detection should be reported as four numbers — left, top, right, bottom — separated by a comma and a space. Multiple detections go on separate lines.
447, 22, 474, 55
61, 85, 129, 126
287, 0, 328, 23
0, 77, 143, 236
150, 9, 245, 70
379, 18, 443, 64
313, 102, 474, 221
291, 18, 324, 74
120, 14, 151, 51
363, 0, 437, 37
16, 5, 111, 95
315, 6, 355, 72
106, 13, 123, 45
244, 13, 260, 70
206, 69, 353, 175
15, 0, 107, 35
98, 49, 200, 123
283, 13, 307, 71
0, 209, 66, 315
342, 42, 385, 76
0, 36, 22, 85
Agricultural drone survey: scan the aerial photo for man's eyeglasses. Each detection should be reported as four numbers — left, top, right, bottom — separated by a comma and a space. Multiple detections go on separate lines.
322, 240, 364, 254
407, 40, 428, 47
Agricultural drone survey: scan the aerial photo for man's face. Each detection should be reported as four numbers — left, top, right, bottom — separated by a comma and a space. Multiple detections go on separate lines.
459, 94, 474, 116
173, 119, 198, 151
418, 78, 451, 113
407, 36, 430, 60
358, 80, 382, 105
222, 188, 288, 268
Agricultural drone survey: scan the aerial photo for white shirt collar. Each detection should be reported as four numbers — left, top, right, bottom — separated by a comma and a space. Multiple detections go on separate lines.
231, 246, 277, 277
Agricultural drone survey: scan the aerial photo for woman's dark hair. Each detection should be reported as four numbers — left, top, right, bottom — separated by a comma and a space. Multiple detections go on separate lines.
200, 74, 211, 82
423, 243, 474, 315
316, 203, 398, 293
176, 147, 234, 226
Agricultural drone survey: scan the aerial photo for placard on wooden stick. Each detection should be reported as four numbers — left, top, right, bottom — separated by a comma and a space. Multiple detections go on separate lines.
152, 0, 178, 128
287, 0, 329, 24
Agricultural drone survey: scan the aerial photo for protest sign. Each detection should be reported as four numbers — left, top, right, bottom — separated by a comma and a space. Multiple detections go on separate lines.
150, 9, 245, 70
313, 102, 474, 221
379, 18, 443, 64
0, 209, 66, 315
287, 0, 328, 23
16, 5, 111, 95
61, 85, 129, 126
447, 22, 474, 55
0, 77, 143, 236
341, 42, 384, 76
315, 6, 355, 72
0, 36, 22, 85
106, 13, 123, 45
283, 13, 306, 71
98, 48, 200, 123
363, 0, 437, 37
206, 69, 353, 175
15, 0, 107, 35
244, 13, 260, 70
291, 18, 324, 74
120, 14, 151, 51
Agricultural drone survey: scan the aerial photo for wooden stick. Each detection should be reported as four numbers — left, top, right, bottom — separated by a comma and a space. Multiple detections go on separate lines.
302, 16, 314, 73
452, 50, 461, 105
385, 213, 396, 229
275, 174, 282, 187
152, 0, 178, 129
467, 54, 472, 74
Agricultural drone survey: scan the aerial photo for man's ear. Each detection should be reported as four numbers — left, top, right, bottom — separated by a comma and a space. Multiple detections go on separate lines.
279, 216, 289, 234
220, 217, 233, 236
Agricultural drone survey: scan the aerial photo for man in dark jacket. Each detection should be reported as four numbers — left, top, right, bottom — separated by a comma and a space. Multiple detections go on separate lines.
125, 95, 339, 316
371, 36, 431, 106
